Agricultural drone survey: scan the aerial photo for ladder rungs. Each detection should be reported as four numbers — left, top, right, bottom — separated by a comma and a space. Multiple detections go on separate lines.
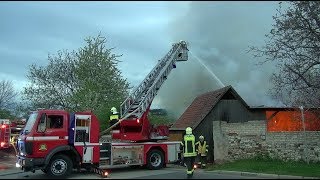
120, 45, 178, 118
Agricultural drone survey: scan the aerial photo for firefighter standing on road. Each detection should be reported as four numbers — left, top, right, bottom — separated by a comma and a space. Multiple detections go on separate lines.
180, 127, 197, 177
195, 135, 208, 169
109, 107, 119, 128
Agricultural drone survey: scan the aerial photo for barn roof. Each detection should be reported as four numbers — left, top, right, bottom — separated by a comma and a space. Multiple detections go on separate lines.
170, 85, 249, 130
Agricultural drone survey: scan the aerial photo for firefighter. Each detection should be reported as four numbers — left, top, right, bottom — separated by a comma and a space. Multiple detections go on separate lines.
195, 135, 208, 169
109, 107, 119, 128
180, 127, 197, 178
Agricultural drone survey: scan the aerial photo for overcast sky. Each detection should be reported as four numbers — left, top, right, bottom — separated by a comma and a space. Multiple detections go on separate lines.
0, 1, 281, 117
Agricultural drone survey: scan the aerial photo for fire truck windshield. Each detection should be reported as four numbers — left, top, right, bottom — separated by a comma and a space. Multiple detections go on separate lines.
23, 112, 38, 135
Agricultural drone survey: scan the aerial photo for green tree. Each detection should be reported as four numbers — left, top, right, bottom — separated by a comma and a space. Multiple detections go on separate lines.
148, 114, 175, 126
249, 1, 320, 107
23, 34, 130, 130
0, 80, 17, 110
148, 109, 176, 126
11, 101, 34, 119
0, 108, 15, 119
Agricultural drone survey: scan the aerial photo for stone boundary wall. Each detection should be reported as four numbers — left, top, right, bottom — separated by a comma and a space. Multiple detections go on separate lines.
213, 120, 320, 162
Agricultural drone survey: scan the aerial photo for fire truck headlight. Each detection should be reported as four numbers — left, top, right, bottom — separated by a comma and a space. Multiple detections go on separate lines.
1, 142, 5, 147
103, 171, 108, 177
15, 163, 21, 168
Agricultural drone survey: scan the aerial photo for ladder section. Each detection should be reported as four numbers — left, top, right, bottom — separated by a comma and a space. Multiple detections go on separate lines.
4, 127, 10, 144
120, 41, 188, 119
0, 120, 11, 148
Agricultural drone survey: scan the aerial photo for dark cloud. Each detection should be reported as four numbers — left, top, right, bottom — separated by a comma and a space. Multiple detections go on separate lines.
0, 1, 283, 117
154, 1, 282, 118
0, 2, 175, 92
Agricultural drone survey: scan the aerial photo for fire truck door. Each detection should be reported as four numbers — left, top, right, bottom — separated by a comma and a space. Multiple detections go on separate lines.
34, 114, 68, 156
74, 114, 93, 163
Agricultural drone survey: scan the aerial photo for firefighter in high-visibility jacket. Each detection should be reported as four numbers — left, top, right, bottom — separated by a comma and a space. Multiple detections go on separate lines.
195, 135, 209, 168
180, 127, 197, 177
109, 107, 119, 128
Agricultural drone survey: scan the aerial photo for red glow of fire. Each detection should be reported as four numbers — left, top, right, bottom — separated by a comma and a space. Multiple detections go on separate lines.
266, 110, 320, 132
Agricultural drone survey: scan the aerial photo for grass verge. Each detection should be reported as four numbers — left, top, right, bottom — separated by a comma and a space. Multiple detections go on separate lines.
207, 157, 320, 177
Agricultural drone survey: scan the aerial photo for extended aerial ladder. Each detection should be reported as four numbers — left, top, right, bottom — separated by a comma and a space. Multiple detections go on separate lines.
100, 41, 189, 142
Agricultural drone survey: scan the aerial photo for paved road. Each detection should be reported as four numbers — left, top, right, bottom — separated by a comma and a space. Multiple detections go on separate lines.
0, 148, 16, 170
0, 149, 262, 179
0, 165, 262, 179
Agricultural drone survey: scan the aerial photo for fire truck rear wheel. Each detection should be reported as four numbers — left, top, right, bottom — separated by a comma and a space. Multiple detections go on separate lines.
146, 149, 164, 170
46, 154, 73, 177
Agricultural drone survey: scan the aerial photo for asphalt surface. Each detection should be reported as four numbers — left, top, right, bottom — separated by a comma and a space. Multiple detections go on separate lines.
0, 152, 258, 179
0, 147, 16, 171
0, 166, 261, 179
0, 149, 316, 179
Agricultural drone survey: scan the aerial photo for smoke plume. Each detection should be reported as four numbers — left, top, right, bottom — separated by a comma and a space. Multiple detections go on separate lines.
152, 2, 281, 119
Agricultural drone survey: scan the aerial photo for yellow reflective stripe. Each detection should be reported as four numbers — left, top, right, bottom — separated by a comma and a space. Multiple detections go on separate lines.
197, 141, 208, 154
187, 169, 194, 174
183, 135, 196, 157
110, 115, 119, 121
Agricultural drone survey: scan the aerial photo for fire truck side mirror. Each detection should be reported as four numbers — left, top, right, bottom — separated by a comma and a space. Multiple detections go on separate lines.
38, 113, 47, 133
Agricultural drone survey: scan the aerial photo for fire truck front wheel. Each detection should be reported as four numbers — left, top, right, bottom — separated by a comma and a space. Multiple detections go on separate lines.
146, 149, 164, 170
45, 154, 73, 177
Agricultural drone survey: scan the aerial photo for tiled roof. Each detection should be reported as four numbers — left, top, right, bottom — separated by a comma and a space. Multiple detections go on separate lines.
170, 85, 247, 130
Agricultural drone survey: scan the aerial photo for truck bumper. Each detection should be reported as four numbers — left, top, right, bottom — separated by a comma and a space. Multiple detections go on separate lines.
16, 155, 45, 172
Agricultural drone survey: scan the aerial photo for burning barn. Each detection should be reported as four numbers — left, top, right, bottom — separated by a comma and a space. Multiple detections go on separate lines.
169, 85, 320, 163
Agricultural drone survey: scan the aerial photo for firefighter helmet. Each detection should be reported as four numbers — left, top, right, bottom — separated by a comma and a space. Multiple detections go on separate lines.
185, 127, 192, 135
199, 135, 204, 140
110, 107, 118, 114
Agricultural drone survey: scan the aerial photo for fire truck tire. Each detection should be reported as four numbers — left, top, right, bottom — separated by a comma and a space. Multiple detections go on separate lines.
146, 149, 164, 170
46, 154, 73, 177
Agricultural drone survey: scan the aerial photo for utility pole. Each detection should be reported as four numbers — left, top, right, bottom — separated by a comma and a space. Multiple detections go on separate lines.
299, 106, 309, 164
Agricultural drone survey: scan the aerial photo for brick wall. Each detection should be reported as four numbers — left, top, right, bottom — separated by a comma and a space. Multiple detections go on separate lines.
213, 120, 320, 162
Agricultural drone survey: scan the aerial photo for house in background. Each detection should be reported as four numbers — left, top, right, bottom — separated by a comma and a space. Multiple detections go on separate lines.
169, 85, 320, 163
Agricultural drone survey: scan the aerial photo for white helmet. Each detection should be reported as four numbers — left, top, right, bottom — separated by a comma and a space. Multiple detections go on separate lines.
110, 107, 118, 114
185, 127, 192, 135
199, 135, 204, 140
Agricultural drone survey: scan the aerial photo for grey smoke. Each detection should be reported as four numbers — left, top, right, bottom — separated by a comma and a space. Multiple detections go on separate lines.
152, 1, 282, 119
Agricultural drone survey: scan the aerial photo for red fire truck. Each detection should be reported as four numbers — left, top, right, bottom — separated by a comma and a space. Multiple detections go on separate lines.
15, 41, 189, 177
0, 119, 26, 150
10, 119, 26, 144
0, 119, 11, 149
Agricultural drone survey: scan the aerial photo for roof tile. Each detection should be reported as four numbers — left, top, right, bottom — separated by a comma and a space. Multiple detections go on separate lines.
171, 86, 232, 130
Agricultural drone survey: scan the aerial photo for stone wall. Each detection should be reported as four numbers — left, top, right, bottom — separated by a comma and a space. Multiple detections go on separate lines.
267, 131, 320, 162
213, 120, 320, 162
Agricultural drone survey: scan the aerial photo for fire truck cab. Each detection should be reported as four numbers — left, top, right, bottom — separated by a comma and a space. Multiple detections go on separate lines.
16, 110, 98, 176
